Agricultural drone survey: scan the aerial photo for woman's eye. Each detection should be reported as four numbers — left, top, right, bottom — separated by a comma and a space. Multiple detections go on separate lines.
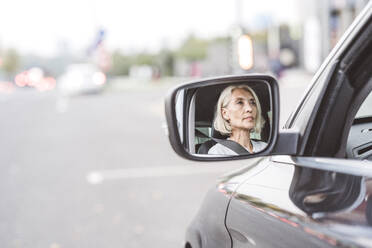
249, 100, 256, 105
237, 101, 243, 105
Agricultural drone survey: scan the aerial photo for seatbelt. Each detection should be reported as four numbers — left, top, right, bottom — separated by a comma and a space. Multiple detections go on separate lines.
212, 138, 250, 155
195, 129, 250, 155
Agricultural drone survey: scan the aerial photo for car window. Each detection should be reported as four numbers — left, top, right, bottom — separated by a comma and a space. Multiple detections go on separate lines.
286, 5, 369, 132
287, 62, 334, 133
195, 126, 211, 144
356, 91, 372, 118
346, 89, 372, 160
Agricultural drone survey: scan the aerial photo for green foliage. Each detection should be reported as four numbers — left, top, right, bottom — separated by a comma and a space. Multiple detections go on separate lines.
109, 50, 160, 76
2, 49, 20, 76
176, 35, 209, 62
133, 53, 156, 66
251, 30, 268, 42
108, 35, 230, 76
109, 51, 131, 76
157, 49, 174, 76
211, 36, 231, 44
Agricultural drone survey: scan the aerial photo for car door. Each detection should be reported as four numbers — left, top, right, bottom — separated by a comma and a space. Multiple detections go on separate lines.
225, 4, 372, 248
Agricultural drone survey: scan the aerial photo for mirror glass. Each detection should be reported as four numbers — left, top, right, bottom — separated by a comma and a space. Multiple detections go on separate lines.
175, 80, 272, 157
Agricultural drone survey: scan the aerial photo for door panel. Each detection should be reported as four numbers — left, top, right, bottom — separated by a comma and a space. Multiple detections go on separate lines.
226, 157, 372, 247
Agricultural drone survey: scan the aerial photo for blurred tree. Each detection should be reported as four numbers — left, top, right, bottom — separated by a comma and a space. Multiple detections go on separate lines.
109, 51, 158, 76
2, 49, 20, 77
108, 35, 215, 77
211, 36, 231, 43
251, 31, 267, 42
132, 53, 156, 66
109, 50, 132, 76
176, 35, 208, 61
157, 49, 174, 76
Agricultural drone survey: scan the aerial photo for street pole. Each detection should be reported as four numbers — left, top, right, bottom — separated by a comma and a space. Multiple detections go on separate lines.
231, 0, 243, 74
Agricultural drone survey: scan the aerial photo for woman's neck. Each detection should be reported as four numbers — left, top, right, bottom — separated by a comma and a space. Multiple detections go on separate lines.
229, 130, 253, 153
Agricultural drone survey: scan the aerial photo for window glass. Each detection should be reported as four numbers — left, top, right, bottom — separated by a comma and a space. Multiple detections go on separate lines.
346, 90, 372, 160
195, 127, 211, 145
288, 63, 333, 132
356, 91, 372, 118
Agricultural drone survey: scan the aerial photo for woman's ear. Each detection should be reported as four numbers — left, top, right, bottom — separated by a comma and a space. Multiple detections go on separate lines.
222, 108, 229, 121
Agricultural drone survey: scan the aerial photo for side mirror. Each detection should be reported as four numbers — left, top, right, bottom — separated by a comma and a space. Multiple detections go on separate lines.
165, 75, 280, 161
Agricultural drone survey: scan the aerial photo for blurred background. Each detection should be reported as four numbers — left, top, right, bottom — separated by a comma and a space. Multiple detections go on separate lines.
0, 0, 369, 247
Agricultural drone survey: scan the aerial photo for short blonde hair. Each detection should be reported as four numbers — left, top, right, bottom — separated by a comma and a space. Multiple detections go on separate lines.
213, 85, 265, 135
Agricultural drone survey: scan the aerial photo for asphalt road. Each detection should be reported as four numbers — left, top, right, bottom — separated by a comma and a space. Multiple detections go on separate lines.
0, 73, 311, 248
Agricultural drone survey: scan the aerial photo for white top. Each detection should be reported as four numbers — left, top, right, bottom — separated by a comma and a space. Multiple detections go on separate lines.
208, 140, 267, 156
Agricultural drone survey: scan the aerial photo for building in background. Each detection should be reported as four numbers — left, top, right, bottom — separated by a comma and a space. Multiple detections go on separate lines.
228, 0, 369, 75
298, 0, 369, 73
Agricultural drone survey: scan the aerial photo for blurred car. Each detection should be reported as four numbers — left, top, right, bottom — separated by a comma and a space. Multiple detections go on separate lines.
165, 2, 372, 248
15, 68, 57, 92
57, 63, 106, 95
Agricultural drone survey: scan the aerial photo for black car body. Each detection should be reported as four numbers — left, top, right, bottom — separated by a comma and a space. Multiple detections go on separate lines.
166, 2, 372, 248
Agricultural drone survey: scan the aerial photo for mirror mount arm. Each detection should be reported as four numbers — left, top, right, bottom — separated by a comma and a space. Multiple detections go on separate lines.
272, 129, 300, 155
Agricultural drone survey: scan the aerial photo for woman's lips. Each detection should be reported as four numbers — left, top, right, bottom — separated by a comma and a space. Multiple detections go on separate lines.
243, 117, 254, 121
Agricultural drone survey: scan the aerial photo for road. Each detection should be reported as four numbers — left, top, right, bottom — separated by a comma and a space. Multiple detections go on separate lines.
0, 72, 312, 248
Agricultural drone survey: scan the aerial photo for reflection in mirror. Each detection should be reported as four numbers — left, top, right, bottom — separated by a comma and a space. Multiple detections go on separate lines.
175, 81, 272, 157
175, 89, 185, 143
288, 167, 372, 227
289, 168, 364, 215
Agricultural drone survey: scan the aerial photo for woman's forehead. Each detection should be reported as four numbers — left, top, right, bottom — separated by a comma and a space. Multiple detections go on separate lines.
231, 88, 254, 98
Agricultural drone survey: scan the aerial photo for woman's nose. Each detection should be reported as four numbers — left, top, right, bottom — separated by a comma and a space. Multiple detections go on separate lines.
245, 103, 253, 112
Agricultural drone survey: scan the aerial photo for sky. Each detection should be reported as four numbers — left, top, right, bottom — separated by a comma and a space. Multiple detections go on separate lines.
0, 0, 299, 57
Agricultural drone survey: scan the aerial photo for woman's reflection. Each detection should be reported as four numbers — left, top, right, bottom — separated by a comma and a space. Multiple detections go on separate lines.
208, 85, 267, 155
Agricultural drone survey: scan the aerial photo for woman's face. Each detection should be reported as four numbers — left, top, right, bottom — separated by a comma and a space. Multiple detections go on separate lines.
222, 88, 257, 132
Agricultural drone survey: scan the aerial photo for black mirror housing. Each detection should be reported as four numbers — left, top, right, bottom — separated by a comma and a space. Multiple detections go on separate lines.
165, 74, 286, 161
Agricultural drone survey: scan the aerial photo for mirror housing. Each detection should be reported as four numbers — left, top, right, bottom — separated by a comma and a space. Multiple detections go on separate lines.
165, 74, 298, 161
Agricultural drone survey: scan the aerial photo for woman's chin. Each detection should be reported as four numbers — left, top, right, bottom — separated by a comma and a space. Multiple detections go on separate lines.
243, 123, 255, 130
233, 126, 254, 132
